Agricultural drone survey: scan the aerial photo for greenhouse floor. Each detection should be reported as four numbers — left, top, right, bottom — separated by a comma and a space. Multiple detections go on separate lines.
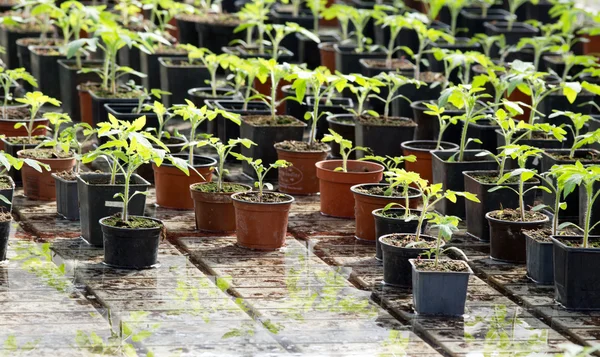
0, 166, 597, 356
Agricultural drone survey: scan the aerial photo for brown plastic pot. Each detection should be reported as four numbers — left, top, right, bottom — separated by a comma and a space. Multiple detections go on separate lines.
77, 84, 94, 126
351, 183, 421, 242
231, 192, 294, 250
583, 34, 600, 56
190, 182, 252, 232
401, 140, 459, 184
486, 211, 549, 263
0, 119, 48, 151
315, 160, 385, 218
153, 155, 216, 210
18, 152, 76, 201
275, 146, 329, 195
318, 42, 337, 72
505, 87, 531, 122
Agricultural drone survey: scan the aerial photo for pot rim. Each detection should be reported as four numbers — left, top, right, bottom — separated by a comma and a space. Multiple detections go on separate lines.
485, 210, 550, 224
410, 100, 466, 113
190, 181, 252, 195
541, 148, 600, 162
213, 99, 270, 111
401, 140, 459, 152
103, 103, 158, 116
157, 56, 205, 68
351, 183, 421, 199
99, 215, 164, 231
463, 170, 541, 185
231, 191, 295, 205
315, 159, 384, 174
51, 172, 77, 183
0, 174, 15, 190
154, 154, 217, 169
274, 142, 331, 154
379, 233, 437, 251
483, 21, 539, 32
431, 149, 498, 164
306, 96, 353, 107
550, 235, 600, 252
409, 258, 473, 275
17, 149, 75, 161
241, 114, 307, 128
372, 207, 422, 220
326, 113, 356, 126
77, 173, 151, 187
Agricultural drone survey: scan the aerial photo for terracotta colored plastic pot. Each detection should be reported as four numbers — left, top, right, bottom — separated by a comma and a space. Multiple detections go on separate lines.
77, 84, 93, 126
318, 42, 337, 72
232, 192, 294, 250
315, 160, 385, 218
276, 146, 329, 195
583, 35, 600, 56
190, 182, 252, 232
153, 155, 216, 210
18, 152, 76, 201
351, 184, 421, 242
505, 87, 531, 122
401, 140, 459, 183
0, 119, 48, 151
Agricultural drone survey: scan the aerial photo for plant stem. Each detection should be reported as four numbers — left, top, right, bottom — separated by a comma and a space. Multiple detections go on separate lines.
210, 66, 217, 97
434, 231, 442, 268
308, 93, 320, 146
584, 183, 592, 248
270, 71, 277, 121
122, 168, 131, 222
519, 175, 525, 221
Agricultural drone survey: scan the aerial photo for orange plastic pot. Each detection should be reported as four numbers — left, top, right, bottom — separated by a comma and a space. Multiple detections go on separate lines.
153, 155, 216, 210
18, 152, 76, 201
401, 140, 459, 183
232, 192, 294, 250
0, 119, 48, 151
253, 77, 288, 114
583, 35, 600, 56
315, 160, 384, 218
276, 147, 329, 195
351, 183, 421, 242
505, 87, 531, 122
319, 42, 337, 72
77, 84, 93, 126
190, 182, 251, 232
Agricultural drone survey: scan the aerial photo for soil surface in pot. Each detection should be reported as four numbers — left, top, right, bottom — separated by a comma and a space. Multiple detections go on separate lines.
469, 172, 535, 184
0, 176, 11, 190
357, 115, 417, 126
243, 115, 300, 126
235, 191, 290, 203
354, 185, 408, 197
555, 237, 600, 248
103, 215, 162, 229
30, 47, 61, 56
0, 211, 11, 222
419, 72, 445, 83
19, 149, 73, 159
161, 58, 200, 66
412, 259, 470, 272
274, 140, 329, 152
381, 234, 436, 248
79, 82, 102, 92
54, 170, 77, 181
179, 12, 241, 25
488, 209, 546, 222
0, 107, 31, 120
4, 136, 45, 145
18, 38, 59, 46
191, 182, 249, 193
523, 228, 577, 243
546, 150, 600, 162
150, 45, 186, 55
363, 58, 414, 70
91, 88, 142, 99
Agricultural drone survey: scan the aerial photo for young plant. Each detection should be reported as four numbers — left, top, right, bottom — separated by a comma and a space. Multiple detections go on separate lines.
172, 100, 241, 166
431, 49, 490, 88
196, 136, 256, 192
422, 213, 468, 267
179, 45, 233, 97
557, 54, 599, 82
39, 112, 72, 154
488, 145, 548, 221
0, 68, 37, 120
444, 0, 472, 37
551, 162, 600, 248
141, 101, 172, 141
346, 8, 376, 53
306, 0, 326, 33
373, 13, 413, 67
230, 153, 291, 200
235, 0, 276, 54
506, 0, 538, 31
227, 57, 261, 111
470, 34, 506, 59
371, 72, 425, 119
58, 122, 96, 173
346, 74, 385, 118
471, 65, 509, 106
549, 110, 600, 159
321, 4, 351, 42
253, 59, 299, 121
515, 30, 563, 71
321, 129, 370, 172
262, 23, 320, 62
530, 169, 567, 236
14, 91, 61, 145
130, 85, 170, 115
0, 152, 48, 188
379, 166, 420, 220
421, 102, 459, 150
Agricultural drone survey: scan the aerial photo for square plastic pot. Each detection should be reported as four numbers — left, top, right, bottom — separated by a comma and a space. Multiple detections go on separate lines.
158, 57, 209, 107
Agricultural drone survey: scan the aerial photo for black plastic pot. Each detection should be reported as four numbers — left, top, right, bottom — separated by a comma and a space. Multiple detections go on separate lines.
526, 0, 553, 23
355, 116, 417, 158
176, 16, 199, 45
411, 100, 462, 142
223, 45, 294, 61
281, 84, 304, 120
334, 44, 386, 74
29, 46, 66, 100
89, 90, 138, 126
432, 150, 498, 219
104, 103, 159, 129
140, 51, 187, 91
0, 28, 40, 70
188, 88, 241, 135
118, 45, 141, 84
158, 57, 209, 107
270, 6, 313, 62
240, 115, 306, 179
426, 39, 481, 80
53, 174, 79, 221
0, 175, 14, 213
57, 59, 102, 122
580, 182, 600, 236
1, 137, 41, 186
486, 211, 549, 263
373, 208, 423, 261
525, 231, 554, 284
552, 235, 600, 309
484, 21, 538, 46
100, 216, 163, 269
460, 8, 511, 36
78, 173, 150, 247
589, 116, 600, 151
463, 170, 537, 242
326, 114, 356, 159
306, 97, 353, 141
467, 120, 498, 153
410, 259, 472, 316
0, 219, 10, 261
379, 233, 436, 288
213, 100, 270, 152
297, 32, 339, 70
196, 20, 244, 54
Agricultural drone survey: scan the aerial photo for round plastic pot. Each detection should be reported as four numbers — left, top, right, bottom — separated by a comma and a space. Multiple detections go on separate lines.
77, 84, 94, 126
100, 216, 163, 270
316, 160, 384, 218
431, 150, 498, 219
373, 208, 423, 261
18, 153, 76, 201
525, 231, 554, 284
463, 170, 538, 242
191, 182, 252, 232
318, 42, 337, 72
0, 219, 10, 261
326, 114, 356, 159
410, 259, 472, 316
379, 233, 437, 288
351, 184, 421, 242
401, 140, 458, 184
53, 174, 79, 221
231, 193, 294, 250
354, 117, 416, 158
551, 235, 600, 309
1, 137, 44, 185
153, 155, 216, 210
486, 211, 549, 263
276, 147, 329, 195
0, 119, 48, 151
